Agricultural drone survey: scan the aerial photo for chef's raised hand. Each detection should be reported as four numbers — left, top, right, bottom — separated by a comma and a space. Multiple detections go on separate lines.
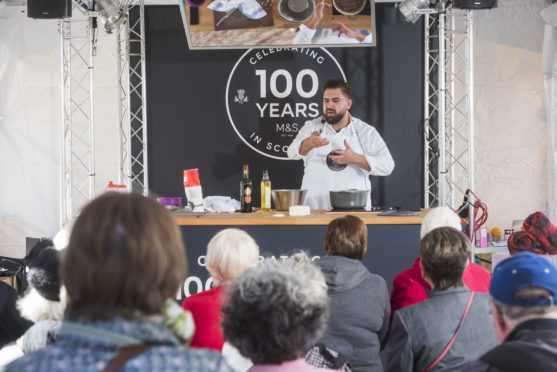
306, 3, 332, 30
329, 140, 371, 171
299, 131, 330, 155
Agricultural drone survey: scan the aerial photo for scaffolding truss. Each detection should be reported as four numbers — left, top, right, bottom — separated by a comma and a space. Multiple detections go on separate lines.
423, 5, 474, 210
117, 1, 148, 195
60, 0, 148, 226
59, 6, 96, 226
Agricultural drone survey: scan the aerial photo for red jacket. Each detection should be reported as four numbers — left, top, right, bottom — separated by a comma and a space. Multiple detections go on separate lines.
181, 285, 225, 351
390, 257, 491, 316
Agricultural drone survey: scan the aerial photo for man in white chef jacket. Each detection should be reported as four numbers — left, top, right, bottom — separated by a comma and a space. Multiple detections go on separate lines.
287, 79, 395, 210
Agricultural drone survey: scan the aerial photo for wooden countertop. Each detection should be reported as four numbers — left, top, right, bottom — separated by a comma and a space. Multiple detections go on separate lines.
174, 209, 425, 226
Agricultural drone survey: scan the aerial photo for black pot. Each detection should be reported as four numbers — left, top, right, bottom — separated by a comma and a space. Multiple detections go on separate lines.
329, 189, 367, 209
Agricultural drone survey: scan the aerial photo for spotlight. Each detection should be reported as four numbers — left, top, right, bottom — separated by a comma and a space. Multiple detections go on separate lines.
397, 0, 430, 23
96, 0, 125, 33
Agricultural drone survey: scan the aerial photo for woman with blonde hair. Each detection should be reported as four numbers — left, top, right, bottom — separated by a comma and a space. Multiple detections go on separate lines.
182, 228, 260, 351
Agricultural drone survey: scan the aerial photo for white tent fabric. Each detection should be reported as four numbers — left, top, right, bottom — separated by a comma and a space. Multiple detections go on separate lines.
0, 7, 118, 257
542, 2, 557, 225
466, 0, 547, 231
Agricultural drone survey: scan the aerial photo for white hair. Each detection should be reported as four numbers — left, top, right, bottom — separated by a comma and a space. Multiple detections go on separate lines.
420, 207, 462, 239
17, 287, 67, 322
206, 228, 260, 285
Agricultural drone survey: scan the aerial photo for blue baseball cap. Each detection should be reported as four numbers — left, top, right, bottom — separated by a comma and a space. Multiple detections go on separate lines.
490, 251, 557, 307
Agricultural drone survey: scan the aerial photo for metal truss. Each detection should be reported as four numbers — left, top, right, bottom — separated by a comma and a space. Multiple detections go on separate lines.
60, 5, 96, 226
423, 4, 474, 211
60, 0, 148, 226
117, 0, 148, 195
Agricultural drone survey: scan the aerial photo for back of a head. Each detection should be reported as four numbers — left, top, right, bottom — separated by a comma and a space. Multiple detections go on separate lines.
206, 228, 260, 285
18, 248, 64, 322
420, 207, 461, 239
222, 253, 328, 365
27, 248, 61, 302
419, 227, 470, 290
324, 215, 367, 260
490, 251, 557, 320
62, 192, 187, 321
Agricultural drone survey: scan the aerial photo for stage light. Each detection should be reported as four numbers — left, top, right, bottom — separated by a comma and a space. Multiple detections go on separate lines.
397, 0, 430, 23
96, 0, 125, 33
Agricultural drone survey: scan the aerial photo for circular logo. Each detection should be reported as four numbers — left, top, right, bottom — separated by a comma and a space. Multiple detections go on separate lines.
226, 48, 345, 160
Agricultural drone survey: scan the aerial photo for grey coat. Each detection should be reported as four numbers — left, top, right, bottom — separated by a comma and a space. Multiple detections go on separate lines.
316, 255, 390, 372
385, 286, 498, 372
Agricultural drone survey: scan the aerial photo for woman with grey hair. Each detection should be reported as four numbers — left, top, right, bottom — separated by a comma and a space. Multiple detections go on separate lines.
221, 253, 337, 371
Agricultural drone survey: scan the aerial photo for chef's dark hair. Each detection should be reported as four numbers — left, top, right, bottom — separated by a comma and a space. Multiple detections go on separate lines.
323, 79, 352, 100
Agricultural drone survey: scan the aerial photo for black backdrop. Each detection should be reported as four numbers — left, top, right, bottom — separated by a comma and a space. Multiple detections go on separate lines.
145, 4, 424, 209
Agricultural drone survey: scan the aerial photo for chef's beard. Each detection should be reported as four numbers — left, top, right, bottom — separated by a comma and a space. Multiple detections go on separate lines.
324, 109, 346, 125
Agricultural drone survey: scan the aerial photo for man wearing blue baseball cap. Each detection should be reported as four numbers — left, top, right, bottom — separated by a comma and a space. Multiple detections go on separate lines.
465, 251, 557, 371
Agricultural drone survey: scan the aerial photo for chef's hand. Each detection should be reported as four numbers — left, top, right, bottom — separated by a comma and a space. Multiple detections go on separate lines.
299, 131, 329, 155
332, 22, 366, 42
306, 3, 332, 30
328, 140, 371, 171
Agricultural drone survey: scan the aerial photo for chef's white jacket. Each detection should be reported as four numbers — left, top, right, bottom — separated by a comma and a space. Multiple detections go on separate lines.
292, 24, 373, 45
287, 115, 395, 210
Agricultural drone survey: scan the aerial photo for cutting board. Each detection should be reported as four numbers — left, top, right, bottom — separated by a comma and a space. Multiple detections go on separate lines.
213, 0, 274, 31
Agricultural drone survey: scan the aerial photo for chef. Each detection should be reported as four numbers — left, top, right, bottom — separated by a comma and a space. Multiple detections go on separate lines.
287, 78, 395, 210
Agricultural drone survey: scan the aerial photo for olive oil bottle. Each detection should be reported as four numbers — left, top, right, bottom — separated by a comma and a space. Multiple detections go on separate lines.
261, 169, 271, 212
240, 164, 253, 213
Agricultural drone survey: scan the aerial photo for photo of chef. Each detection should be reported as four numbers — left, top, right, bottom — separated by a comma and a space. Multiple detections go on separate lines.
287, 78, 395, 210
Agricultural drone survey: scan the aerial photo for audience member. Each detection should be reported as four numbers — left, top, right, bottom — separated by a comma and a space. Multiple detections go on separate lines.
390, 207, 491, 316
182, 228, 259, 351
17, 247, 65, 353
222, 252, 336, 371
386, 227, 497, 371
464, 251, 557, 371
0, 282, 32, 349
4, 192, 231, 372
315, 215, 389, 372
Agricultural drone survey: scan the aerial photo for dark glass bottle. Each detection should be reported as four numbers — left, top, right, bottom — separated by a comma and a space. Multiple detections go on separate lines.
240, 164, 253, 213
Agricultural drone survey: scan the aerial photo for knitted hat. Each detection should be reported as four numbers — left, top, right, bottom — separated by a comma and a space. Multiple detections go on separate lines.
27, 248, 61, 302
490, 251, 557, 307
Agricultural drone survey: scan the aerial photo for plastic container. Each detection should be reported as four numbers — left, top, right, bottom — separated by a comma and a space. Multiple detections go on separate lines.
156, 197, 182, 207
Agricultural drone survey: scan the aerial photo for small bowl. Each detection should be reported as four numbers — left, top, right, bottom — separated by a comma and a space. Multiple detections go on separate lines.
278, 0, 315, 23
156, 197, 182, 207
185, 0, 206, 7
271, 189, 307, 211
333, 0, 366, 16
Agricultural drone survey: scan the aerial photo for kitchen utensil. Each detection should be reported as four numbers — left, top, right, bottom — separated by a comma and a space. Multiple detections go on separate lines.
271, 189, 307, 211
278, 0, 315, 22
329, 189, 367, 209
326, 151, 347, 171
333, 0, 366, 15
216, 6, 239, 26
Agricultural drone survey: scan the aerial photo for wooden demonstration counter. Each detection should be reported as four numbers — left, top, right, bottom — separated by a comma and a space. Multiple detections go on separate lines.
173, 209, 425, 226
174, 209, 424, 300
